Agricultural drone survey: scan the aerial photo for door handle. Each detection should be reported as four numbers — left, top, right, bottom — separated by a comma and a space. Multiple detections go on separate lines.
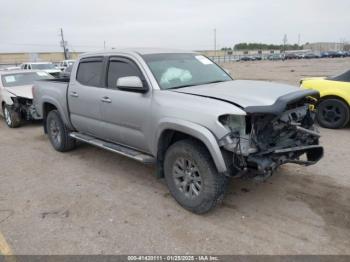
70, 91, 79, 98
101, 96, 112, 103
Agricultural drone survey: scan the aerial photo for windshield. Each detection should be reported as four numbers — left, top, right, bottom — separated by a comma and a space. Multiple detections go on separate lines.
31, 63, 56, 70
1, 72, 53, 87
142, 53, 232, 90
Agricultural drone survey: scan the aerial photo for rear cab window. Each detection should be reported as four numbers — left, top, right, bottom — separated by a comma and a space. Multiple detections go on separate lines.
76, 57, 104, 87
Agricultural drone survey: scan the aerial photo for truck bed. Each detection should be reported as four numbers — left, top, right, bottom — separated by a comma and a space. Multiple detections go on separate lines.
33, 79, 71, 128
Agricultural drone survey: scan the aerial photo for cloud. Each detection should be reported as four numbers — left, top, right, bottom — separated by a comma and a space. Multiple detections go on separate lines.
0, 0, 349, 52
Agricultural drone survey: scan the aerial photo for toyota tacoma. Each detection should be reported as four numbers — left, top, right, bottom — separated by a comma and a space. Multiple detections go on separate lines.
33, 49, 323, 213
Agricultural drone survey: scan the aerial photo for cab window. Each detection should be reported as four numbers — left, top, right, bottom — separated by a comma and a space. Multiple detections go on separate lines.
76, 58, 103, 87
107, 59, 142, 88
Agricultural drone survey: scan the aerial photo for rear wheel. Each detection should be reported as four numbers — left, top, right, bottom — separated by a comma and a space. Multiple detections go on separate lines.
46, 110, 76, 152
164, 139, 229, 214
2, 104, 21, 128
317, 99, 350, 129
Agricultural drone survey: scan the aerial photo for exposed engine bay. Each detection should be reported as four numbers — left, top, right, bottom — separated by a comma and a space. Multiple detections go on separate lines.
219, 91, 324, 178
11, 97, 41, 121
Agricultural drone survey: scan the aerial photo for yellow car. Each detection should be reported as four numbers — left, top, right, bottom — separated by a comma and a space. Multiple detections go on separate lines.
301, 70, 350, 129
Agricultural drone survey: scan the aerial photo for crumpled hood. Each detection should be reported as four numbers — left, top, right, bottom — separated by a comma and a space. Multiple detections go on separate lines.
5, 85, 33, 99
172, 80, 299, 108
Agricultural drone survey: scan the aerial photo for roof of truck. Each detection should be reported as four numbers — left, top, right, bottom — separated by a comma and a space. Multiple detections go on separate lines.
80, 48, 196, 58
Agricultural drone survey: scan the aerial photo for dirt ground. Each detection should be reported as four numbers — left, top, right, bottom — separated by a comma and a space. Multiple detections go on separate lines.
0, 58, 350, 255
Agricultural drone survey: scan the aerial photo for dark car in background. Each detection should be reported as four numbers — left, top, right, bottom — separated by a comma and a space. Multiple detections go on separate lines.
252, 55, 262, 61
284, 53, 298, 60
239, 56, 255, 61
327, 51, 344, 58
303, 53, 320, 59
267, 54, 282, 60
320, 52, 330, 58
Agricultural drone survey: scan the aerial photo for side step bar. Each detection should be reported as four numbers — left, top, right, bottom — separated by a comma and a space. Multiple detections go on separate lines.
69, 132, 155, 164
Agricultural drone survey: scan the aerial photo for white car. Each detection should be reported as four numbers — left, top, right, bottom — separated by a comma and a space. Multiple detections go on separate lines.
1, 66, 21, 71
57, 59, 75, 71
0, 70, 53, 128
20, 62, 61, 77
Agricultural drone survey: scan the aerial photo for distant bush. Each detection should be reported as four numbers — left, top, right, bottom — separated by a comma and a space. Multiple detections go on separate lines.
232, 43, 303, 51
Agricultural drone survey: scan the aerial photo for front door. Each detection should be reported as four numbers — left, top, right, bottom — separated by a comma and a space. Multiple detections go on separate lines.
100, 57, 152, 153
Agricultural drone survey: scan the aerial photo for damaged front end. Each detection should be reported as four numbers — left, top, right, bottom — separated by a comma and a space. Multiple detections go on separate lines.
219, 90, 324, 179
10, 97, 41, 121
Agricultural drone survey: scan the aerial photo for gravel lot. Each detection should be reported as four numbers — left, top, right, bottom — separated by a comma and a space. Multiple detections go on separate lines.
0, 58, 349, 255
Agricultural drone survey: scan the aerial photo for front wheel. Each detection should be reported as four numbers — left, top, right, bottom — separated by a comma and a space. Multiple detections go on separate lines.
164, 139, 229, 214
46, 110, 76, 152
2, 104, 21, 128
317, 99, 350, 129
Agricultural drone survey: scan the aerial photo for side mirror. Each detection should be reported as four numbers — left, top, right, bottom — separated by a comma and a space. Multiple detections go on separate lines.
116, 76, 148, 93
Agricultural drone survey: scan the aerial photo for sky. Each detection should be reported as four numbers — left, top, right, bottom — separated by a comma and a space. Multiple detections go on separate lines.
0, 0, 349, 53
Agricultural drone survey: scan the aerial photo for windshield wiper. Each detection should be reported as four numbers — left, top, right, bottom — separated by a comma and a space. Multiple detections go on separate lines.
205, 80, 228, 84
166, 80, 228, 90
167, 84, 198, 90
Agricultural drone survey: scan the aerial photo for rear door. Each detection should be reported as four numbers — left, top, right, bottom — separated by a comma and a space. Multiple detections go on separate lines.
67, 57, 107, 138
100, 56, 152, 152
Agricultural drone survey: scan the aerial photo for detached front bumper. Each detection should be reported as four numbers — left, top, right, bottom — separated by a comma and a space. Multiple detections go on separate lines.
246, 144, 324, 175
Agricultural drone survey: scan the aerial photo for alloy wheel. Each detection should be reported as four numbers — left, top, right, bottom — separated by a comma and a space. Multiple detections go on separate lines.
49, 119, 62, 146
4, 107, 12, 126
321, 104, 342, 123
172, 157, 202, 198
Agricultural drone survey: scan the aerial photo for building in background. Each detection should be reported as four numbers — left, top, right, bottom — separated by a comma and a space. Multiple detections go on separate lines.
303, 42, 346, 52
0, 52, 83, 67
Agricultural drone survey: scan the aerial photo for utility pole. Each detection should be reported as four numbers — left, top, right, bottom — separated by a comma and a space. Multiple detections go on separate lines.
104, 40, 106, 50
298, 34, 301, 47
283, 34, 288, 52
60, 28, 68, 59
214, 28, 217, 57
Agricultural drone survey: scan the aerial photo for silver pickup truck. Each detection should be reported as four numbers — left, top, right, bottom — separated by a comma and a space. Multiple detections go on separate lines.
33, 49, 323, 213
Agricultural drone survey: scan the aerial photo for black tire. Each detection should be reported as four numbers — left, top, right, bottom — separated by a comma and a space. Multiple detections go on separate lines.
317, 99, 350, 129
2, 104, 21, 128
46, 110, 76, 152
164, 139, 229, 214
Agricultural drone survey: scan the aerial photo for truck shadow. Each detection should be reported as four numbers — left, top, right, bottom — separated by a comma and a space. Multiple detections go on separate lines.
67, 141, 350, 239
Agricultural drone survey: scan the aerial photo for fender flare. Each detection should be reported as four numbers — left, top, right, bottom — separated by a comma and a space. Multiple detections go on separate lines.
41, 96, 73, 130
319, 90, 350, 107
154, 118, 227, 173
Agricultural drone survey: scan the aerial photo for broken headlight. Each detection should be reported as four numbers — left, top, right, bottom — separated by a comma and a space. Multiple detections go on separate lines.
219, 114, 246, 135
219, 115, 256, 155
